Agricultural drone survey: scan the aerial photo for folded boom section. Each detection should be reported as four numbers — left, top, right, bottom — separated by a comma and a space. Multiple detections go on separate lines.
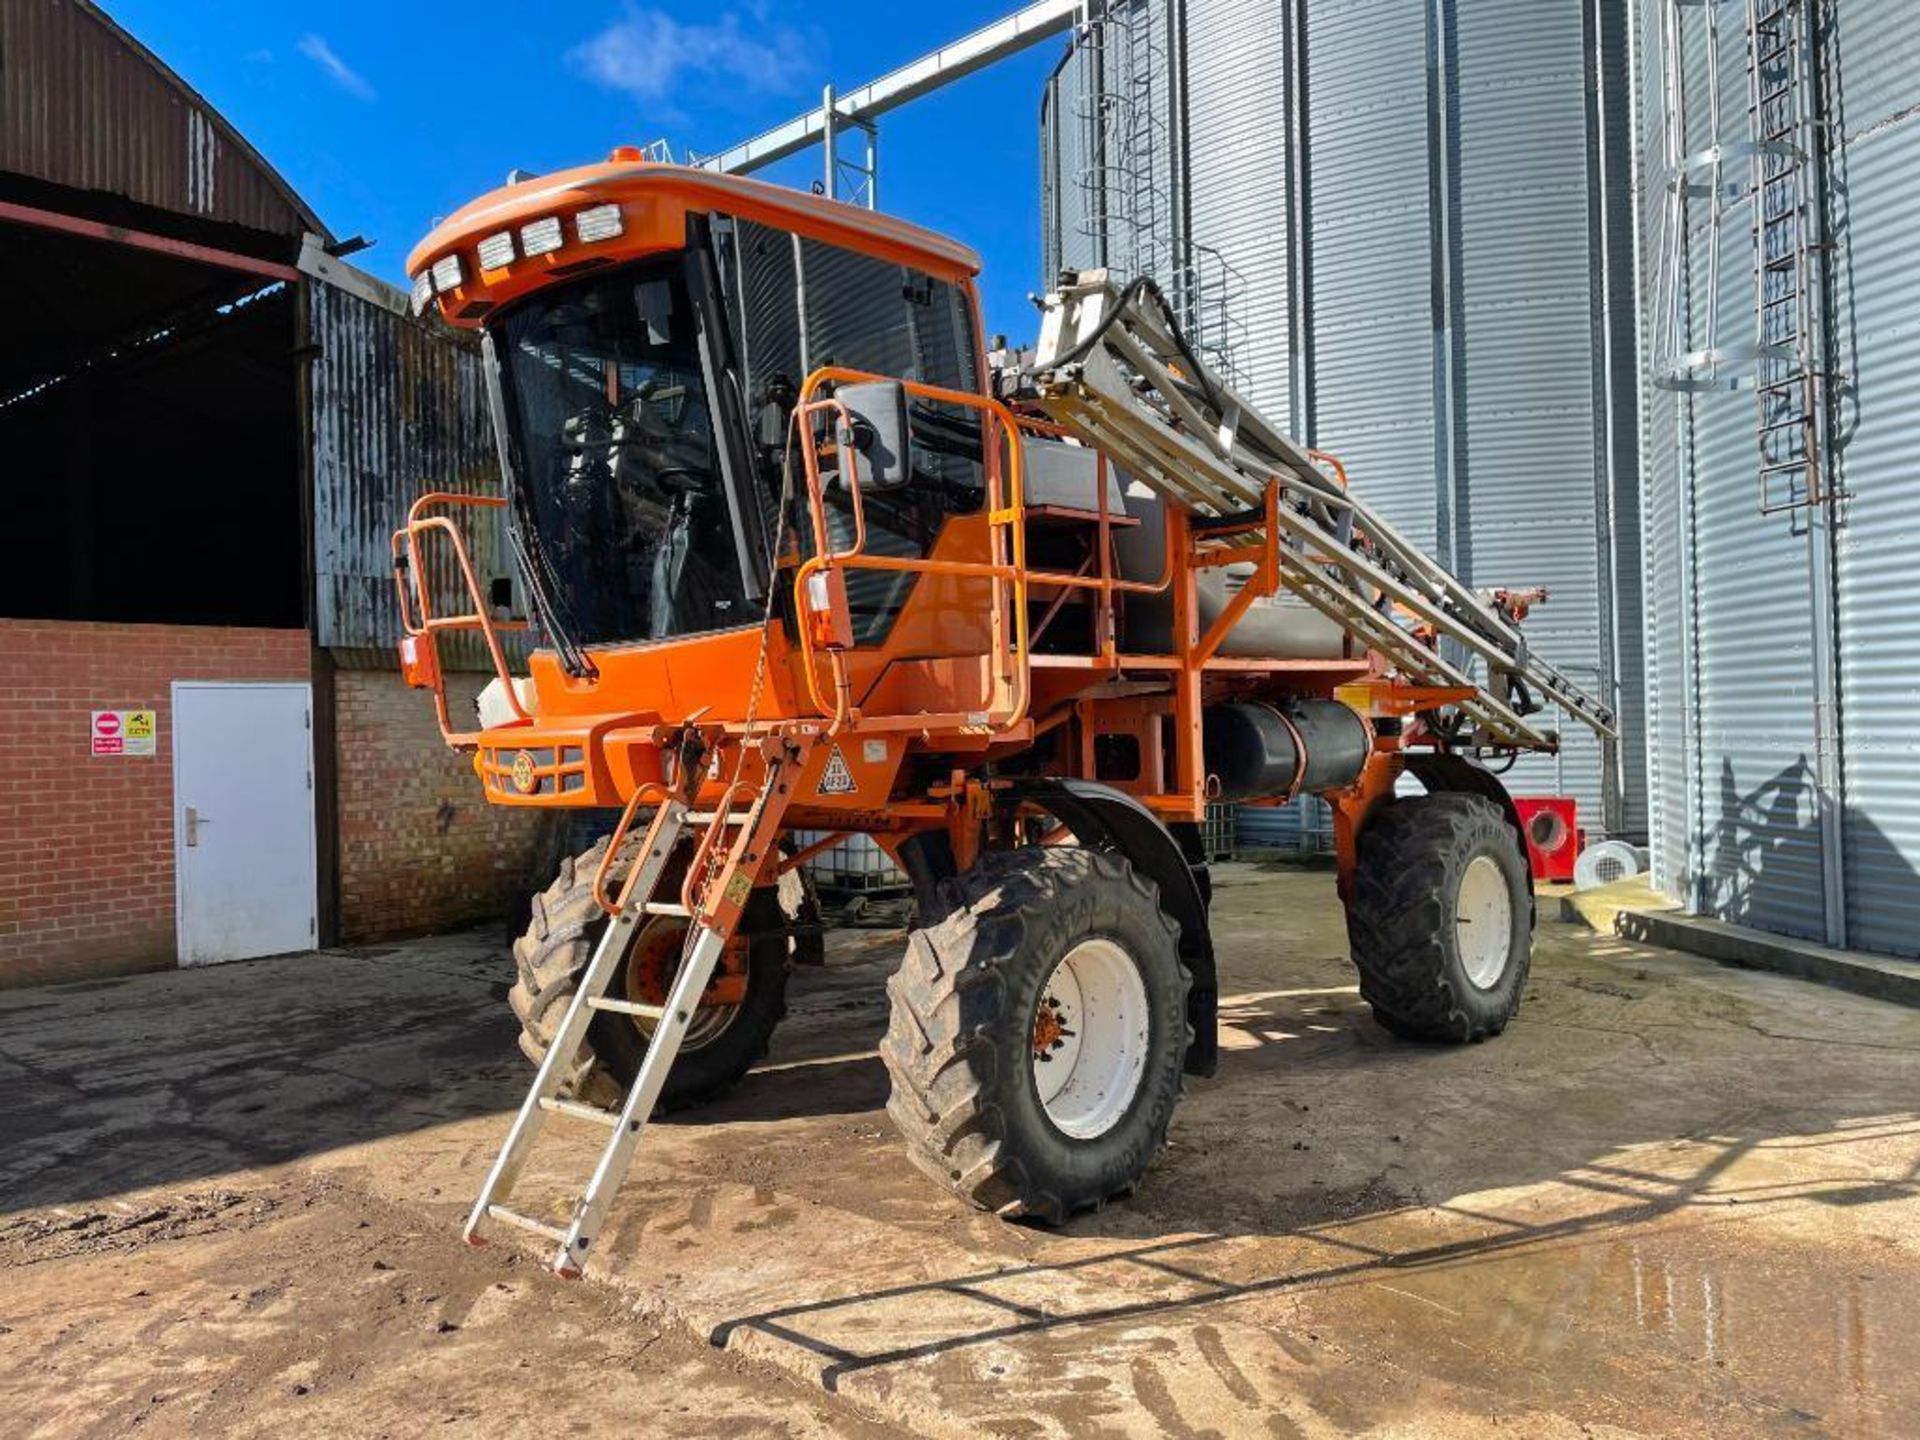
1027, 272, 1617, 752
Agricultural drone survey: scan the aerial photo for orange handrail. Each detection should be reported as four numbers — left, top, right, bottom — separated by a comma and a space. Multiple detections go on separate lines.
390, 491, 532, 744
789, 369, 1033, 736
681, 781, 746, 915
591, 781, 674, 917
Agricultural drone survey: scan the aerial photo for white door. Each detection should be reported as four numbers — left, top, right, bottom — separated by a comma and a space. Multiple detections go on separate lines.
173, 682, 317, 965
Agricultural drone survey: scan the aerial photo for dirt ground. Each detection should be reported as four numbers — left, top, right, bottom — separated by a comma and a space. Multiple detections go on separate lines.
4, 862, 1919, 1439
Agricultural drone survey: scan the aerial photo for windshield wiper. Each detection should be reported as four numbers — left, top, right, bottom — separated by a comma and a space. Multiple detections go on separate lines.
506, 484, 596, 680
482, 330, 597, 679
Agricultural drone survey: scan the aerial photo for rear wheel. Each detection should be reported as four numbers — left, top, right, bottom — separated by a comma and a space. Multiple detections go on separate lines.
1345, 793, 1530, 1042
510, 835, 791, 1110
881, 847, 1191, 1222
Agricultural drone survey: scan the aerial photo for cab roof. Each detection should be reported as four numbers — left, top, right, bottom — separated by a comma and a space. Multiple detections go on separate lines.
408, 159, 981, 324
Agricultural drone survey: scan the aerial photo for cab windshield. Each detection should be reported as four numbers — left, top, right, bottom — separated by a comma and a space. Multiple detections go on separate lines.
491, 256, 755, 651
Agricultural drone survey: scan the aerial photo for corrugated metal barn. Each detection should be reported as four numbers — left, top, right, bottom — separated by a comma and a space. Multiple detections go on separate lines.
0, 0, 546, 984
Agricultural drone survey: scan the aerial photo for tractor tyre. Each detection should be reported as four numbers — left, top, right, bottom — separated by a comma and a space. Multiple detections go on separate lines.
881, 846, 1191, 1222
509, 834, 792, 1111
1345, 793, 1530, 1042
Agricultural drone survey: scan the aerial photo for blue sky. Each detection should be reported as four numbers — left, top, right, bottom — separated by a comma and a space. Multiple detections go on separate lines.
104, 0, 1064, 339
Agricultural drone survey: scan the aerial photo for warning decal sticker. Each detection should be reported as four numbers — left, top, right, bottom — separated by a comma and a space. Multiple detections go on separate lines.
91, 709, 156, 757
817, 745, 857, 796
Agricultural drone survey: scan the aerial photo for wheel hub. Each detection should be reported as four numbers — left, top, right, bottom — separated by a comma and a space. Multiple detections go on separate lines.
1455, 854, 1514, 989
1030, 937, 1151, 1141
624, 918, 746, 1050
1031, 995, 1074, 1059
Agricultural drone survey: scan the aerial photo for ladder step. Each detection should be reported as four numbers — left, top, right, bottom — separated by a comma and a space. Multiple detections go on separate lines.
639, 901, 691, 918
486, 1204, 570, 1244
685, 811, 749, 825
539, 1096, 621, 1128
588, 996, 668, 1020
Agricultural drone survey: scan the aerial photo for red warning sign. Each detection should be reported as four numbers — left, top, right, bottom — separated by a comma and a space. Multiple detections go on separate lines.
91, 709, 155, 757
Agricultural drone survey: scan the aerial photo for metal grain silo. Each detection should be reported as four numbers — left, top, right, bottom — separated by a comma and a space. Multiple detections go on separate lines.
1040, 0, 1645, 846
1639, 0, 1920, 957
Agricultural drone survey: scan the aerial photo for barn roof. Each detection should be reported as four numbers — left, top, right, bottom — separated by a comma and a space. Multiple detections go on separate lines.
0, 0, 330, 243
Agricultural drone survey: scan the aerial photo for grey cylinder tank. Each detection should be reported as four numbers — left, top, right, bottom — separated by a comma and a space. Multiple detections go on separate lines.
1040, 0, 1644, 842
1112, 485, 1349, 659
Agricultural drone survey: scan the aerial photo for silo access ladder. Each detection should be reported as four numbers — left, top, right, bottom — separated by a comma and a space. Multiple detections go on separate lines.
1026, 271, 1618, 752
461, 735, 806, 1277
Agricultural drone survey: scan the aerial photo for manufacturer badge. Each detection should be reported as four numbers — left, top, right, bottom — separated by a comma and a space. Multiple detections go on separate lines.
510, 750, 537, 794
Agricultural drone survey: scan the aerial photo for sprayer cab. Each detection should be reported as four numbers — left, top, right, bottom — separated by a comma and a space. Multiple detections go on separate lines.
396, 160, 1018, 795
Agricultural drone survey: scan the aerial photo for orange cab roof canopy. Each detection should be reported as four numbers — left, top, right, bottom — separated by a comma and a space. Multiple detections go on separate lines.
406, 156, 983, 326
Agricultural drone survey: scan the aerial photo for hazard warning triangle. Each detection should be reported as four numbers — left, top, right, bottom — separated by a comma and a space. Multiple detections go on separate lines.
817, 745, 856, 796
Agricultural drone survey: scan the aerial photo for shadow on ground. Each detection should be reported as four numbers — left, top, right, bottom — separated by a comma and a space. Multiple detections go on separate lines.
7, 866, 1920, 1435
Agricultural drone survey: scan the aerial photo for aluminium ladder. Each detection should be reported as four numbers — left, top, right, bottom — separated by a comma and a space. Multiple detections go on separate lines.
464, 741, 803, 1276
1028, 272, 1618, 752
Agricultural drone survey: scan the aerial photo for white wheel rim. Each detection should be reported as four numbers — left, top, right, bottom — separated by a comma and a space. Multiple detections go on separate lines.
1456, 854, 1514, 989
1031, 937, 1151, 1140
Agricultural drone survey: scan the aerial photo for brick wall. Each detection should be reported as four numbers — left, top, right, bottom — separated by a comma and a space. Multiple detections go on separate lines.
0, 620, 311, 987
333, 669, 560, 944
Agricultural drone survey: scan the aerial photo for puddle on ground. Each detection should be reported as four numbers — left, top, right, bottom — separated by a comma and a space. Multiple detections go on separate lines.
1291, 1219, 1917, 1434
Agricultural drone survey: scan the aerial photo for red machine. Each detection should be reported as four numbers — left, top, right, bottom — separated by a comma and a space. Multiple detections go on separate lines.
1513, 795, 1580, 883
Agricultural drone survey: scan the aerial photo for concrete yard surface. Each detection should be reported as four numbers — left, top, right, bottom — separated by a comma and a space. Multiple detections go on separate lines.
4, 863, 1919, 1438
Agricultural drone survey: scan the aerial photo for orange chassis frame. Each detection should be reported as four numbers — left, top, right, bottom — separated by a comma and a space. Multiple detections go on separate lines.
392, 367, 1486, 913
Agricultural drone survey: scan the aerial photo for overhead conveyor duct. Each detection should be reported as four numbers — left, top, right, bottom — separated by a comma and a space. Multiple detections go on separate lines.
695, 0, 1085, 200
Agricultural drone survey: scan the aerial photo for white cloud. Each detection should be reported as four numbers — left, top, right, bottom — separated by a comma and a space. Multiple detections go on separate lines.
568, 6, 814, 113
297, 34, 375, 102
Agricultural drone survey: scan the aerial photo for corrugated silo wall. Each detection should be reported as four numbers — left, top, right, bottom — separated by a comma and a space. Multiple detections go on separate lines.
1040, 0, 1645, 850
1638, 0, 1920, 957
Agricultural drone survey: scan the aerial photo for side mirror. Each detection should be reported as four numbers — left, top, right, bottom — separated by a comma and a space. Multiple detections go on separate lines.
834, 380, 912, 492
488, 575, 516, 616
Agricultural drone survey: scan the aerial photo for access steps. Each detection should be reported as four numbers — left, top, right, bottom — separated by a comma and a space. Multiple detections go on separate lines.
462, 741, 803, 1276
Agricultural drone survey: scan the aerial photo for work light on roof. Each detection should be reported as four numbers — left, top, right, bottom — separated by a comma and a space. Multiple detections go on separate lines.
410, 271, 434, 315
575, 204, 624, 244
476, 231, 517, 272
520, 216, 564, 257
430, 254, 464, 294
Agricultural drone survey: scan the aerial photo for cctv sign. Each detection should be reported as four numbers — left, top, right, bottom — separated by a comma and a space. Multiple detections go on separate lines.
91, 709, 156, 757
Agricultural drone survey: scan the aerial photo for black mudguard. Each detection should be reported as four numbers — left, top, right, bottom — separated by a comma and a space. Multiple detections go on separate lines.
1007, 780, 1220, 1078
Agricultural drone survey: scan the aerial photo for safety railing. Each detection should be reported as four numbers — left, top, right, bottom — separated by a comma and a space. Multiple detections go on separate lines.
592, 782, 675, 917
791, 369, 1032, 735
390, 491, 532, 747
790, 369, 1198, 735
1013, 412, 1177, 660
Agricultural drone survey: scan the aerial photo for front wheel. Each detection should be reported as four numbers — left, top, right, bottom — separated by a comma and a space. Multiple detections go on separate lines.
1345, 792, 1530, 1042
881, 847, 1191, 1222
510, 836, 791, 1111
